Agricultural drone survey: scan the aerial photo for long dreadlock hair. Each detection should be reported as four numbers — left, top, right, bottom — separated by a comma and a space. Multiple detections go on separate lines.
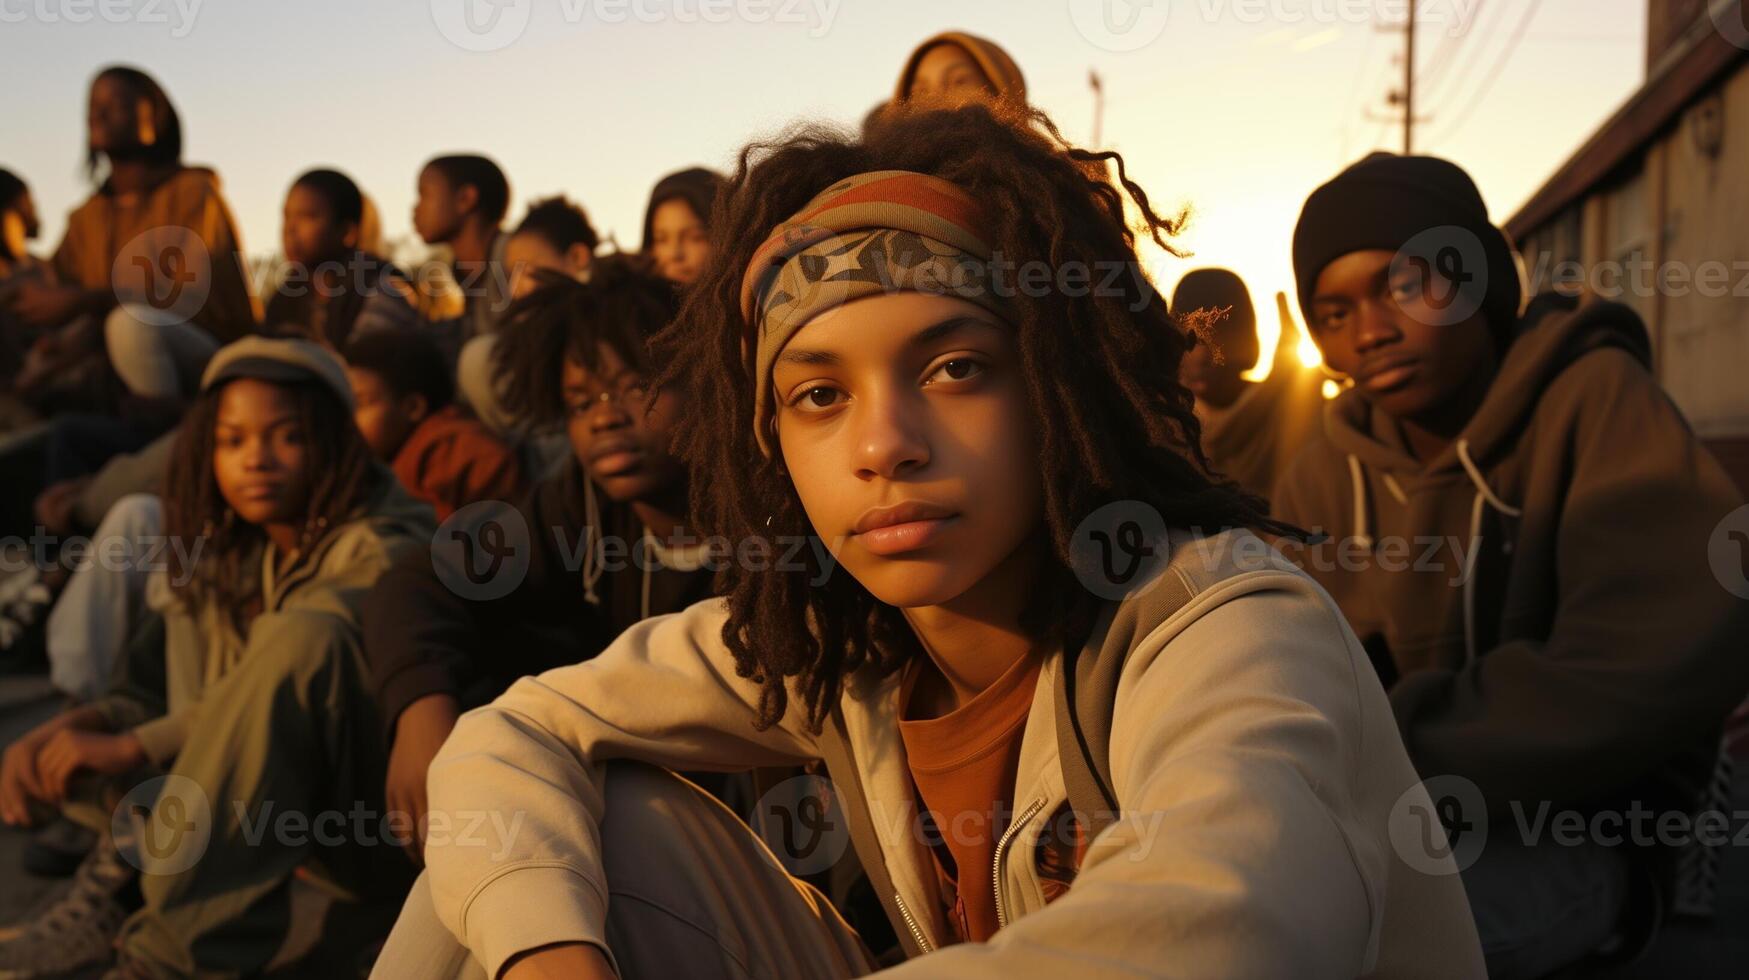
489, 253, 679, 426
163, 377, 380, 626
649, 102, 1298, 732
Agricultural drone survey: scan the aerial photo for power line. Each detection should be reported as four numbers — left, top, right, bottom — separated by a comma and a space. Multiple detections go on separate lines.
1421, 0, 1512, 104
1415, 0, 1486, 95
1426, 0, 1547, 145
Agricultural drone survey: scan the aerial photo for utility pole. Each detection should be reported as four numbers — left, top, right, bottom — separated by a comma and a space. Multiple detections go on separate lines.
1370, 0, 1430, 154
1403, 0, 1416, 153
1089, 69, 1105, 148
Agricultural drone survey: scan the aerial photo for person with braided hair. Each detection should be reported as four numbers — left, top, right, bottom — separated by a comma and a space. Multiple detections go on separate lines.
0, 337, 434, 977
375, 104, 1484, 979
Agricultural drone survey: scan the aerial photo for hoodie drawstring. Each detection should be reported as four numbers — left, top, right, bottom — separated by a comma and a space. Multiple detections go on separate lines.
582, 477, 604, 605
1347, 454, 1374, 551
1455, 438, 1523, 668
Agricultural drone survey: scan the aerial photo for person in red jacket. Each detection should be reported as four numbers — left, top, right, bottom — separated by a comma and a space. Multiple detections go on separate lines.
344, 327, 524, 521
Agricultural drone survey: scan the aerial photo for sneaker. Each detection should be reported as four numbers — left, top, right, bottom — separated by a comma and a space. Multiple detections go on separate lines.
0, 841, 134, 979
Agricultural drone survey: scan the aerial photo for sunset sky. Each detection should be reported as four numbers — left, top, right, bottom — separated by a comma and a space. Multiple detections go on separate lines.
4, 0, 1648, 360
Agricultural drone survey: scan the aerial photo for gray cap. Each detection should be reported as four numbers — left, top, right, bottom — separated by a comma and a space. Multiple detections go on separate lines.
200, 336, 355, 411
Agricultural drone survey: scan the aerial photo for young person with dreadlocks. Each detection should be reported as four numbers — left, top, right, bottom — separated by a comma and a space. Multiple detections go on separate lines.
0, 337, 433, 978
361, 255, 714, 863
371, 104, 1483, 979
5, 66, 256, 415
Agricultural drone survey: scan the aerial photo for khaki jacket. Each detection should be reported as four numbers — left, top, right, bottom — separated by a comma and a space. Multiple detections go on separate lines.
423, 528, 1484, 977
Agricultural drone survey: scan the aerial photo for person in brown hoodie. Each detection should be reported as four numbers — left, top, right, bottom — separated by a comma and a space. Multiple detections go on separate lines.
892, 31, 1027, 109
5, 66, 257, 410
1275, 151, 1749, 979
1172, 268, 1325, 501
343, 326, 524, 522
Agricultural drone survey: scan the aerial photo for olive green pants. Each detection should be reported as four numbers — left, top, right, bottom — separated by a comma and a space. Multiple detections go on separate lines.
104, 610, 409, 978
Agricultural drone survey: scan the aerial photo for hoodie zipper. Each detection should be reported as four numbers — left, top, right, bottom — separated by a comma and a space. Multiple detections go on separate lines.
994, 797, 1046, 929
893, 890, 933, 954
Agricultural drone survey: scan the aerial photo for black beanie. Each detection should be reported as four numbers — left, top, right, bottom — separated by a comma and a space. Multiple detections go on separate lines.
1292, 153, 1521, 347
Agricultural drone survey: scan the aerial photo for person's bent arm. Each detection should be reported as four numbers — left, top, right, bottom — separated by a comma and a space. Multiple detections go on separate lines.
423, 598, 819, 980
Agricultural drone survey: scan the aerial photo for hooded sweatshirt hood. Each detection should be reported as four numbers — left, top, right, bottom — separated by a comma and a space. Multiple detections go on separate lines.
893, 31, 1027, 105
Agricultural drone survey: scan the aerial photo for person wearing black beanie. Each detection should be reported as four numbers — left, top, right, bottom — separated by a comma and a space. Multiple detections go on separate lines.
1274, 154, 1749, 977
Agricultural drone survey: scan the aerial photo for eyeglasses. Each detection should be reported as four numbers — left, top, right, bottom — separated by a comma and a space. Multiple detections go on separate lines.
569, 375, 651, 414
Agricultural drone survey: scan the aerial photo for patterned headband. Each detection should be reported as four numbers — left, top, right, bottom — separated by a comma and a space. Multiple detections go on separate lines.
739, 170, 1006, 457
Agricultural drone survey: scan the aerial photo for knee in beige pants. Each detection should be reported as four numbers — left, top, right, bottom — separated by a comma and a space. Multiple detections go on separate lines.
374, 763, 873, 980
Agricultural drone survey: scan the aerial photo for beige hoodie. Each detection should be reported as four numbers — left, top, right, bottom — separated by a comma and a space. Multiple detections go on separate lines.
421, 528, 1484, 977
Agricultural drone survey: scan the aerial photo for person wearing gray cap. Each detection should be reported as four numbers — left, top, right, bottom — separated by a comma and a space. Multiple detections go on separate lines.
0, 336, 436, 978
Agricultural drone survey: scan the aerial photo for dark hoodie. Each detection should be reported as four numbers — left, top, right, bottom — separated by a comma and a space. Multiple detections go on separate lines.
1274, 295, 1749, 816
362, 459, 714, 736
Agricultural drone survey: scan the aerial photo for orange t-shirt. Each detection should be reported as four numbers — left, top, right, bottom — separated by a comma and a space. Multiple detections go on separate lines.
896, 652, 1043, 944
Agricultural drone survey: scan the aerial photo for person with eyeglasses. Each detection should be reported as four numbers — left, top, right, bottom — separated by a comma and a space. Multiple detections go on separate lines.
360, 256, 714, 864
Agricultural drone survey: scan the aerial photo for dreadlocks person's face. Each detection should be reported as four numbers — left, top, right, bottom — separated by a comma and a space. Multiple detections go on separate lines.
562, 343, 686, 503
282, 184, 354, 268
772, 292, 1042, 609
211, 379, 316, 530
909, 43, 992, 105
87, 75, 152, 157
649, 199, 710, 286
413, 165, 468, 245
1308, 249, 1497, 423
